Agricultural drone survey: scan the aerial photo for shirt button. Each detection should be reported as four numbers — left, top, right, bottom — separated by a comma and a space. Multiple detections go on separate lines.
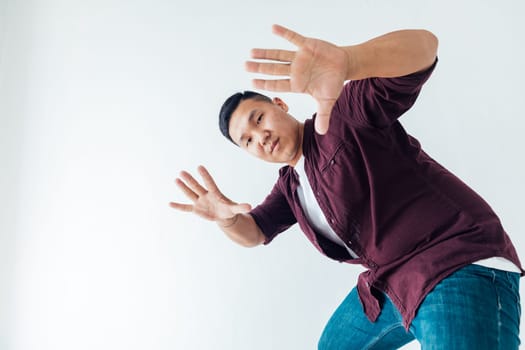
330, 219, 335, 224
330, 159, 335, 166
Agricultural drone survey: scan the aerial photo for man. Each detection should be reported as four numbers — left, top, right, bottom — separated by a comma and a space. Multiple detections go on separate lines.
170, 25, 523, 349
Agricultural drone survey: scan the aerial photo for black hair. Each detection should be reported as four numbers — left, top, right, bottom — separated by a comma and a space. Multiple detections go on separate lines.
219, 91, 271, 145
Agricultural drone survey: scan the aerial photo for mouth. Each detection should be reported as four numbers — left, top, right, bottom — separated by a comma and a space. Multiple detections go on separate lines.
270, 138, 279, 154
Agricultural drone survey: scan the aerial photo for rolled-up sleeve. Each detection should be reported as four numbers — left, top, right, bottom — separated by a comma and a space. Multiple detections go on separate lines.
334, 57, 438, 129
249, 180, 297, 245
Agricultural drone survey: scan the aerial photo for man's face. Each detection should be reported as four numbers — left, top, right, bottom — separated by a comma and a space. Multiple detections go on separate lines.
228, 97, 303, 165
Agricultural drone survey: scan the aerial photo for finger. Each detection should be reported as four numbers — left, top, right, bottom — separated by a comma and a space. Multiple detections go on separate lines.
179, 170, 207, 195
197, 166, 220, 193
314, 100, 336, 135
245, 61, 291, 76
169, 202, 193, 212
175, 178, 198, 202
250, 48, 295, 62
272, 24, 306, 47
314, 116, 329, 135
252, 79, 291, 92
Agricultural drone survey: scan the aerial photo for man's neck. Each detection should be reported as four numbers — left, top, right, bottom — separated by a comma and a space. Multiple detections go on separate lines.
287, 122, 305, 167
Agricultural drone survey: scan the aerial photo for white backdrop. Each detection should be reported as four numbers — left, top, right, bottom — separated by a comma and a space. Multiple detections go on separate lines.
1, 1, 524, 349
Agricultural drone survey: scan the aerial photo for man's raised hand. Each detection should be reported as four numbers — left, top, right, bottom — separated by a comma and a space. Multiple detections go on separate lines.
245, 24, 351, 135
170, 166, 252, 226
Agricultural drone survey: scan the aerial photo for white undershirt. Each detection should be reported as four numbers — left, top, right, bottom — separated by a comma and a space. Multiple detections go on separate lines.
293, 157, 521, 273
295, 157, 358, 258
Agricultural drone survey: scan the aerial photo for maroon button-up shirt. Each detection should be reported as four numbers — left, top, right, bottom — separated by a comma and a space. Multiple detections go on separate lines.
249, 58, 523, 329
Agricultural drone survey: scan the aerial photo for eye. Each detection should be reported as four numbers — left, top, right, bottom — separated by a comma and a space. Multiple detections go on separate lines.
256, 114, 263, 125
246, 137, 252, 147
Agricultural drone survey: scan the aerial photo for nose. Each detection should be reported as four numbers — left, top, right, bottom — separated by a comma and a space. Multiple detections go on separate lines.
257, 130, 270, 146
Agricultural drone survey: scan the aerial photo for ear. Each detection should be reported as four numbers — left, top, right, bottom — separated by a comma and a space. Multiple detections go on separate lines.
272, 97, 289, 112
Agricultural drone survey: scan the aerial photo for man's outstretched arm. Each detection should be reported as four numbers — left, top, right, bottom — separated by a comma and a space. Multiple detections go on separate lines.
343, 29, 438, 80
170, 166, 265, 247
246, 25, 438, 134
216, 212, 265, 248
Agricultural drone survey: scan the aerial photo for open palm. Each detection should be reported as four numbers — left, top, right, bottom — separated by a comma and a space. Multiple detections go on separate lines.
170, 166, 251, 223
245, 24, 350, 134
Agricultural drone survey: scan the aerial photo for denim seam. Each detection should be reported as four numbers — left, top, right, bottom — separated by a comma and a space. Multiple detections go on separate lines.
363, 323, 405, 350
492, 269, 502, 348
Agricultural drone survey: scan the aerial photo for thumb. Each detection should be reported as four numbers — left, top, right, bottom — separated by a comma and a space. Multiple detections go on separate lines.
231, 203, 252, 214
314, 115, 329, 135
314, 99, 335, 135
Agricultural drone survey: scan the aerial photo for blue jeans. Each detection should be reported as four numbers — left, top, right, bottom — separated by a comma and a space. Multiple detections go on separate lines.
318, 264, 521, 349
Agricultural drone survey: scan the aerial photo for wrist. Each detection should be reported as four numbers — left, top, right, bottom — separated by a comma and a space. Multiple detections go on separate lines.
342, 44, 367, 80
